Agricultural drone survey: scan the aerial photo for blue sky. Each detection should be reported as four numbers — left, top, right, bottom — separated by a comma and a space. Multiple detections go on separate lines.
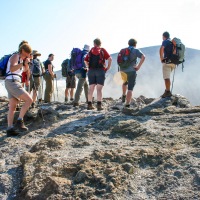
0, 0, 199, 70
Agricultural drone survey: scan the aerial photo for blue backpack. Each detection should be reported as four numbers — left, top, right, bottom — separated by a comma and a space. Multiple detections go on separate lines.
0, 52, 17, 79
70, 48, 84, 70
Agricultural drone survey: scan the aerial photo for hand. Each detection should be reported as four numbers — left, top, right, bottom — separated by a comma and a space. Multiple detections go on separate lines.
134, 66, 140, 71
23, 57, 30, 66
54, 74, 57, 78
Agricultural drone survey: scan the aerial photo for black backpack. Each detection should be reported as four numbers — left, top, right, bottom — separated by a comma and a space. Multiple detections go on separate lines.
88, 48, 104, 68
61, 59, 70, 77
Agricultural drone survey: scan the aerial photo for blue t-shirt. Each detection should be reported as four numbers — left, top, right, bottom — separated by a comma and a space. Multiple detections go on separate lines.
120, 46, 143, 72
162, 39, 173, 59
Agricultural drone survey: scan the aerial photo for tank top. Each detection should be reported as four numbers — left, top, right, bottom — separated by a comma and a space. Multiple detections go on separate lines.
6, 54, 23, 81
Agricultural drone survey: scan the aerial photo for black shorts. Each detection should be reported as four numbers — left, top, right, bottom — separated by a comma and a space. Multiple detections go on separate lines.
66, 75, 76, 88
88, 69, 106, 86
121, 71, 137, 91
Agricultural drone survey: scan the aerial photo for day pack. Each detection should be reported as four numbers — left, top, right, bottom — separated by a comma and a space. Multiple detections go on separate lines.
32, 59, 42, 77
61, 59, 70, 77
170, 38, 185, 66
117, 48, 131, 68
0, 53, 16, 79
88, 48, 104, 68
70, 48, 83, 70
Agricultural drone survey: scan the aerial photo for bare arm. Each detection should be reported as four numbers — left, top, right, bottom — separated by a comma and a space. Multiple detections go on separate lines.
160, 46, 165, 62
48, 64, 54, 77
10, 54, 29, 72
134, 55, 145, 71
106, 56, 112, 71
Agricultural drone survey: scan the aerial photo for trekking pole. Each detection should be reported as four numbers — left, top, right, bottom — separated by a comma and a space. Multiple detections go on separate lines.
55, 77, 59, 101
31, 74, 45, 125
53, 78, 55, 102
171, 66, 176, 93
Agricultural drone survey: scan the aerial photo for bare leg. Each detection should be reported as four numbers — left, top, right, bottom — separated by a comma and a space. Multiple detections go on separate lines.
7, 98, 18, 127
165, 79, 171, 91
18, 92, 32, 119
88, 84, 96, 102
126, 90, 133, 105
96, 84, 103, 102
70, 88, 74, 99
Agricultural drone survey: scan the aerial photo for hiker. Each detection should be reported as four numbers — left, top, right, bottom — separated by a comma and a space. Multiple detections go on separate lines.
30, 50, 45, 107
160, 31, 176, 98
21, 70, 30, 92
118, 39, 145, 107
73, 45, 90, 107
84, 38, 112, 110
64, 59, 76, 102
44, 54, 55, 103
5, 43, 33, 136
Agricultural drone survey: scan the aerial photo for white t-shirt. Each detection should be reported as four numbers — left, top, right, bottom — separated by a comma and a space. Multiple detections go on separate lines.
6, 54, 23, 81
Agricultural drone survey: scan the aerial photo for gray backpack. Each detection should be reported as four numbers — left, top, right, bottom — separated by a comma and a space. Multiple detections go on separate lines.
170, 38, 185, 68
32, 59, 42, 77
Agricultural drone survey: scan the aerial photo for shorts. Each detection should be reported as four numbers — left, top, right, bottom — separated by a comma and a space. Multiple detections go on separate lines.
162, 63, 176, 79
66, 75, 76, 88
88, 69, 105, 86
120, 71, 137, 91
21, 72, 28, 83
5, 79, 26, 100
30, 76, 40, 91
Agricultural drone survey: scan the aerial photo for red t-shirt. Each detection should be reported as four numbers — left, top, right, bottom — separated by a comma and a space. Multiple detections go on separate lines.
85, 47, 110, 64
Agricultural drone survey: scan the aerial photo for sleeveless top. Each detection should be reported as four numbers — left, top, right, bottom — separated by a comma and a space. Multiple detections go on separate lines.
6, 54, 23, 81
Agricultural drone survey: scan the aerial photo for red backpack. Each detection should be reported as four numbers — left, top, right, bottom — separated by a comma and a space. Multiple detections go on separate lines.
88, 48, 104, 68
117, 48, 131, 69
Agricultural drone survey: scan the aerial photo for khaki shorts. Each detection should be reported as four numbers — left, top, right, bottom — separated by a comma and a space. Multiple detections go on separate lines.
30, 76, 40, 91
162, 63, 176, 79
5, 79, 26, 100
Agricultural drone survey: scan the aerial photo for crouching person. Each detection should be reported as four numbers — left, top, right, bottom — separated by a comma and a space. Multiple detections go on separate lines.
5, 43, 33, 136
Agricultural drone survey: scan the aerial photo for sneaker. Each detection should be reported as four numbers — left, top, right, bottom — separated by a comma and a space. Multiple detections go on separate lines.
97, 102, 103, 111
122, 95, 126, 103
14, 119, 28, 132
87, 102, 95, 110
73, 102, 79, 107
161, 90, 172, 98
6, 127, 20, 137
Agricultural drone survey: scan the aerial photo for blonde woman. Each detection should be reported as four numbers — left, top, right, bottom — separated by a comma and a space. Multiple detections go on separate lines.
5, 43, 33, 136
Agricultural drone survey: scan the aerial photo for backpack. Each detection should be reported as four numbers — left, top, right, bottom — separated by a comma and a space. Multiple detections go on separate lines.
170, 38, 185, 66
117, 48, 131, 68
88, 48, 104, 68
61, 59, 70, 77
32, 59, 42, 77
0, 52, 17, 79
70, 48, 83, 70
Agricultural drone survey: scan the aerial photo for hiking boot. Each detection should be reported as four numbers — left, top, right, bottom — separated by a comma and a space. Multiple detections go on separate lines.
38, 99, 42, 104
70, 98, 74, 101
122, 95, 126, 103
6, 127, 20, 137
73, 102, 79, 107
97, 102, 104, 111
87, 102, 95, 110
14, 119, 28, 132
161, 90, 172, 98
16, 104, 20, 111
125, 104, 130, 108
65, 97, 68, 102
31, 103, 35, 108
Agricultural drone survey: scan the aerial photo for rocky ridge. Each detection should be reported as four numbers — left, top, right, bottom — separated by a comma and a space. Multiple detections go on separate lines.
0, 95, 200, 200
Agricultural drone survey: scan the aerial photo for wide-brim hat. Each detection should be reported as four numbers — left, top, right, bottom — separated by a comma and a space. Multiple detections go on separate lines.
32, 50, 41, 56
83, 44, 90, 51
